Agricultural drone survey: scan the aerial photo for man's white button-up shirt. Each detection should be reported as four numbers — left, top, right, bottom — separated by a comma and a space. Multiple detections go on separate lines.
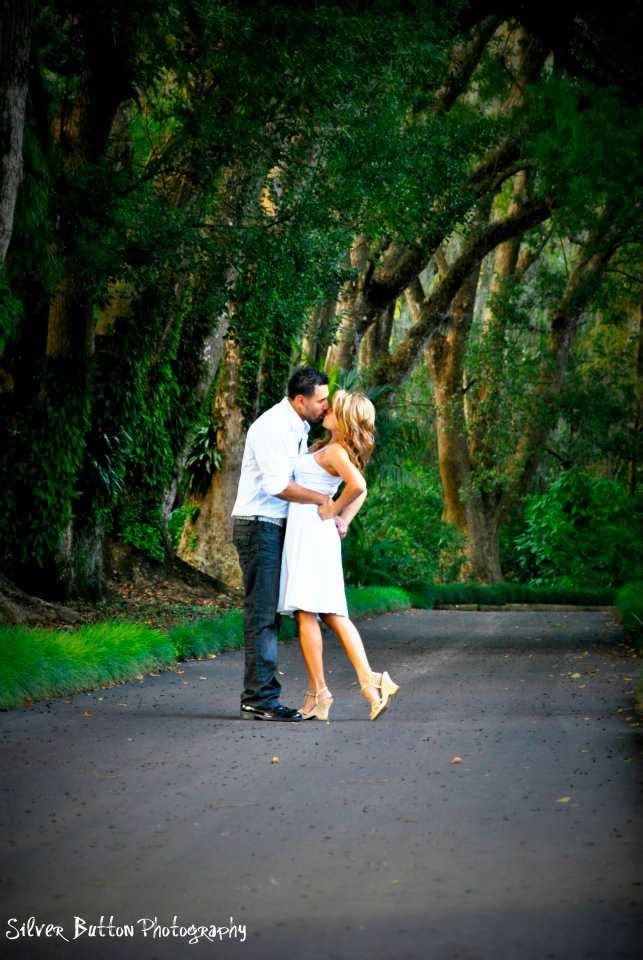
231, 396, 310, 519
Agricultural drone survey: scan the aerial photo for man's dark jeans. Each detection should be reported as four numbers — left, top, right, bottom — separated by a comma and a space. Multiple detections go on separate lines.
232, 518, 285, 707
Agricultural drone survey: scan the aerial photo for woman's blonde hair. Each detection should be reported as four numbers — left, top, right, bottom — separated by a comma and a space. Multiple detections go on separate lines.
330, 389, 375, 473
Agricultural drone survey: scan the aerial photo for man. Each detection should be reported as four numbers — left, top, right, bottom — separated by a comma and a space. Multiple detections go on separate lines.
231, 366, 332, 721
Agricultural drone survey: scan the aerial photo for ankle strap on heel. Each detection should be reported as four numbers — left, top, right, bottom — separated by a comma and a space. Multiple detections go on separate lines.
360, 673, 379, 693
306, 687, 331, 702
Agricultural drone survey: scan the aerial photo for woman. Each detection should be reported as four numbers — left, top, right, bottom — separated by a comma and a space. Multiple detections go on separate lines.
277, 389, 399, 720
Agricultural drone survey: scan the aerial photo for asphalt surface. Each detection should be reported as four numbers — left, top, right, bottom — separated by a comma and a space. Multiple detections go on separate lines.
1, 609, 641, 960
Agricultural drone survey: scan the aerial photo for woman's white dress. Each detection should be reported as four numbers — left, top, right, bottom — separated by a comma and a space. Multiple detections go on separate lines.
277, 451, 347, 617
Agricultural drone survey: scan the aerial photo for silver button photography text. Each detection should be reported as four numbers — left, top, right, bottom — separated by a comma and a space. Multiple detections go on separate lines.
6, 915, 247, 945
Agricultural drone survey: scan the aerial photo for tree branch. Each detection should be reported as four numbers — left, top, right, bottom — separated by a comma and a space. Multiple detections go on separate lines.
431, 16, 503, 116
372, 198, 551, 385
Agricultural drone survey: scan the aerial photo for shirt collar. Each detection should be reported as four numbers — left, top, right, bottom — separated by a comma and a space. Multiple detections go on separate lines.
280, 396, 310, 436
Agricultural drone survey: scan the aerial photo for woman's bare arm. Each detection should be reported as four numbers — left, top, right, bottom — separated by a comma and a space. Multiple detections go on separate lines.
337, 490, 367, 526
316, 443, 366, 519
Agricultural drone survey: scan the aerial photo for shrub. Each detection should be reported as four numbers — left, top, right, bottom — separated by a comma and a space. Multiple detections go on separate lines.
342, 465, 463, 588
514, 470, 643, 587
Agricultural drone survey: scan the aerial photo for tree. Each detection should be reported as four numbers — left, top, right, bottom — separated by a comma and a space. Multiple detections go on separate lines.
0, 1, 464, 604
316, 16, 643, 581
0, 0, 35, 262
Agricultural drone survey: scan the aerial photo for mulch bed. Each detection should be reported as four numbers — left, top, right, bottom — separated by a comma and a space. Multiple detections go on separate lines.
67, 577, 242, 630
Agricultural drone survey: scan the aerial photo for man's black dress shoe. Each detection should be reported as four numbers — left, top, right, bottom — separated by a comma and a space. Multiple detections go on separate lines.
240, 703, 303, 722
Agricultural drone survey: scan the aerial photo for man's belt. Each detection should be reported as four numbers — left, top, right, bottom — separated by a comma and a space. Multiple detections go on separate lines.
234, 515, 286, 527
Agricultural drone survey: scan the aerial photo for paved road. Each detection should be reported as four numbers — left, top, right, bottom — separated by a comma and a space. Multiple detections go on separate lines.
1, 610, 641, 960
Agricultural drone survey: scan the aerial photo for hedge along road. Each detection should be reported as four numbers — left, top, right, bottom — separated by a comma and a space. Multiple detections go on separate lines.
1, 609, 641, 960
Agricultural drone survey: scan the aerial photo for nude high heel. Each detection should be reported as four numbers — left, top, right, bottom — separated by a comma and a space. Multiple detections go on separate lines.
361, 671, 400, 720
300, 687, 333, 721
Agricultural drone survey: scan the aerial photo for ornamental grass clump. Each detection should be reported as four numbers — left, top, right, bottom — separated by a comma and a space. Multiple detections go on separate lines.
0, 622, 174, 710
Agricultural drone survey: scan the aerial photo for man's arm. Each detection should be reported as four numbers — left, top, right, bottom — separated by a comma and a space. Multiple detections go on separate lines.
276, 481, 330, 507
253, 423, 331, 508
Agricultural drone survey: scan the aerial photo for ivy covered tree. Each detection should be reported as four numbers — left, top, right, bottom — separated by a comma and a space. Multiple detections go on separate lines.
0, 0, 464, 604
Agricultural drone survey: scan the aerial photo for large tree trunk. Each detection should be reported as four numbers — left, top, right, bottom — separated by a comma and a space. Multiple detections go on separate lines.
178, 336, 246, 588
20, 11, 136, 601
627, 287, 643, 495
325, 235, 373, 371
358, 303, 395, 370
301, 302, 337, 367
461, 502, 505, 583
421, 261, 505, 583
0, 0, 35, 262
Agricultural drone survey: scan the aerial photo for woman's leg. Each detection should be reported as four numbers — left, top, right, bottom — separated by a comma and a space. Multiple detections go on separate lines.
295, 611, 331, 712
320, 613, 382, 708
322, 612, 399, 719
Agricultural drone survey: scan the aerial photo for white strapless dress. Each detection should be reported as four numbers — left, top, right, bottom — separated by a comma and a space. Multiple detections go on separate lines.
277, 451, 347, 617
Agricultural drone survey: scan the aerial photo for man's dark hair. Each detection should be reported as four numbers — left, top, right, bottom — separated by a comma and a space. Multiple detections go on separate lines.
287, 366, 329, 399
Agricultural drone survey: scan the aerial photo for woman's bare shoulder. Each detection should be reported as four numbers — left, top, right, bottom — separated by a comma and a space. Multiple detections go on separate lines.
323, 441, 361, 476
323, 441, 350, 461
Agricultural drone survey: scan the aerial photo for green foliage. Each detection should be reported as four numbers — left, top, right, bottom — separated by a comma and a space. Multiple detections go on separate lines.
0, 268, 23, 356
544, 281, 641, 481
344, 585, 411, 617
411, 582, 616, 608
0, 358, 91, 568
526, 75, 643, 234
514, 470, 643, 587
184, 422, 221, 495
0, 622, 173, 711
615, 582, 643, 653
343, 464, 463, 588
168, 503, 200, 550
118, 502, 167, 562
168, 610, 245, 661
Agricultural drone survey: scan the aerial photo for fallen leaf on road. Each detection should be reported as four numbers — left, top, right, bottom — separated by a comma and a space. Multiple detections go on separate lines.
451, 757, 463, 764
83, 711, 92, 717
568, 673, 582, 679
272, 756, 279, 764
556, 796, 572, 803
176, 669, 185, 675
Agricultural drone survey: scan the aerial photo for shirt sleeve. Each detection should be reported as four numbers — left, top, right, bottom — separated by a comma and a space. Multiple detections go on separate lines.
253, 422, 296, 497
